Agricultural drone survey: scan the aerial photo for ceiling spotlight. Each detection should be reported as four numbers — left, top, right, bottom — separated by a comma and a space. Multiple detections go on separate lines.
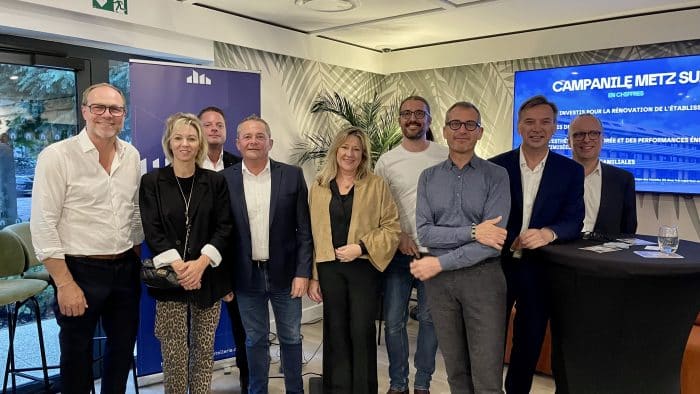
294, 0, 356, 12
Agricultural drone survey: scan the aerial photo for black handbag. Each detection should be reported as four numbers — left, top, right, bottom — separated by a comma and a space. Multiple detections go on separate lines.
140, 258, 180, 289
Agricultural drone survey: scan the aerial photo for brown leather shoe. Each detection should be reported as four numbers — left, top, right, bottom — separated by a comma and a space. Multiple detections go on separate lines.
386, 390, 408, 394
414, 390, 430, 394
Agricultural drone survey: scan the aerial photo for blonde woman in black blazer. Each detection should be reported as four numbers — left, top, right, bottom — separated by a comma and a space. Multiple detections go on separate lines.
140, 112, 233, 393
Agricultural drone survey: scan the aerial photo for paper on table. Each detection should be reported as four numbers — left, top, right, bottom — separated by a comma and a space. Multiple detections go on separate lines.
604, 242, 630, 249
634, 250, 684, 259
580, 245, 620, 253
618, 238, 656, 246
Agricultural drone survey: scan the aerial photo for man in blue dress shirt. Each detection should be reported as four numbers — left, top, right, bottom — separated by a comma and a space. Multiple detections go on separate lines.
412, 101, 511, 394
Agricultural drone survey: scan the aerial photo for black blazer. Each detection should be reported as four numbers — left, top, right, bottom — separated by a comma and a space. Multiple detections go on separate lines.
223, 150, 242, 168
594, 163, 637, 236
490, 148, 585, 253
222, 160, 313, 292
140, 166, 233, 307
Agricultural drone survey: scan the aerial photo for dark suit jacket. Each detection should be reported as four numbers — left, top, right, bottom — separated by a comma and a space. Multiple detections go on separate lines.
490, 148, 585, 254
223, 150, 242, 168
593, 163, 637, 236
222, 160, 313, 292
140, 166, 233, 307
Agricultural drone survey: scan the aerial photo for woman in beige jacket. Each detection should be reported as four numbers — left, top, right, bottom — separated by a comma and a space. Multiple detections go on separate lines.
308, 126, 400, 394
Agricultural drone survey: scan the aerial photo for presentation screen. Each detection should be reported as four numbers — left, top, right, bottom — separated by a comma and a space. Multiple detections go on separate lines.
512, 55, 700, 195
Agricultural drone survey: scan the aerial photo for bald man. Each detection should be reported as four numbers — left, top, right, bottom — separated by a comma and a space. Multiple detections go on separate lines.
567, 113, 637, 236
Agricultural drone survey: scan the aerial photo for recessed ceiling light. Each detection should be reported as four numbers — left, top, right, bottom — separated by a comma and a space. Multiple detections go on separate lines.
294, 0, 356, 12
9, 75, 18, 80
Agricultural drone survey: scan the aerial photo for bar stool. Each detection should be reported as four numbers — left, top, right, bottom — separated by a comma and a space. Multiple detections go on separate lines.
0, 229, 51, 393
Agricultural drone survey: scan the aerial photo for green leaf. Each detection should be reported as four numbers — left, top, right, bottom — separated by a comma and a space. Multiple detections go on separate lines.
293, 90, 402, 169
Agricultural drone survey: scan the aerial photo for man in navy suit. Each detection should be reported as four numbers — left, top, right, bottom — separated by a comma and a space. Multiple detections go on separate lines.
197, 106, 249, 393
568, 113, 637, 236
222, 115, 313, 394
198, 106, 242, 171
490, 95, 584, 394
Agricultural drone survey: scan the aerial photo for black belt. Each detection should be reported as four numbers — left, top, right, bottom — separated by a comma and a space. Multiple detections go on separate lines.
69, 250, 131, 261
252, 259, 268, 268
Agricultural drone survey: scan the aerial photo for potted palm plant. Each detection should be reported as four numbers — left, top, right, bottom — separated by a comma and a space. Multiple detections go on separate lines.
292, 91, 403, 169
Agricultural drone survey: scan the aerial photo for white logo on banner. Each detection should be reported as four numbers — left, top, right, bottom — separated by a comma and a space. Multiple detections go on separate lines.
186, 70, 212, 85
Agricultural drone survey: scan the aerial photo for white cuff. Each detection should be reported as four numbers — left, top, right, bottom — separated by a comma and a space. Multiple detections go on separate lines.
201, 244, 222, 267
153, 248, 182, 268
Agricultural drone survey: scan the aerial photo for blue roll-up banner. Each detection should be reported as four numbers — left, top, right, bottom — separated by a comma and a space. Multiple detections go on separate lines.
129, 60, 261, 376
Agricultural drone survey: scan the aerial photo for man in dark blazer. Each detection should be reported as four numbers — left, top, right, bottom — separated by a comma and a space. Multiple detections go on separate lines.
199, 106, 242, 171
198, 106, 247, 392
490, 95, 584, 394
222, 115, 313, 394
568, 113, 637, 236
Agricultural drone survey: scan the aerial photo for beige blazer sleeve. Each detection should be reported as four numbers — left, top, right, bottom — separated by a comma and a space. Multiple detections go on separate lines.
355, 175, 400, 272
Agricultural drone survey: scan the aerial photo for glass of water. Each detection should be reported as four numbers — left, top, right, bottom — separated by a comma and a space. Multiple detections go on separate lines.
658, 225, 679, 255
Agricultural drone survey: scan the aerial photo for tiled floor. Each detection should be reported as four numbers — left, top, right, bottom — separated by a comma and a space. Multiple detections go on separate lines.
101, 318, 556, 394
3, 313, 555, 393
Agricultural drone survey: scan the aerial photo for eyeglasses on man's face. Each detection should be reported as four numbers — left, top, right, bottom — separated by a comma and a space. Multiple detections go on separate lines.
85, 104, 126, 117
399, 109, 428, 120
445, 120, 481, 131
571, 130, 602, 141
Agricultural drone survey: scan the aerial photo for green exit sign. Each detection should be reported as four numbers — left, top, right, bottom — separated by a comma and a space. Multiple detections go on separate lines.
93, 0, 128, 15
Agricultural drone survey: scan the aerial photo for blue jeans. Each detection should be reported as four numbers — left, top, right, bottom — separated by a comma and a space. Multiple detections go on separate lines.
383, 252, 438, 391
236, 264, 303, 394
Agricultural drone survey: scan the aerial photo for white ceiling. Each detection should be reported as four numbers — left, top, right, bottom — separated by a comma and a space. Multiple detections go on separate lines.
181, 0, 700, 52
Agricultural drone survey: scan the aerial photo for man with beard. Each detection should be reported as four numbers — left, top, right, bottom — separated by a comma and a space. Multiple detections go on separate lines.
567, 113, 637, 237
412, 101, 510, 393
375, 96, 447, 394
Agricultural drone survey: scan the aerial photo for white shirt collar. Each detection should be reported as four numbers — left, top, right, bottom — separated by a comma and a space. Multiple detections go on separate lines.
587, 160, 602, 178
241, 159, 271, 176
519, 147, 548, 172
77, 128, 125, 158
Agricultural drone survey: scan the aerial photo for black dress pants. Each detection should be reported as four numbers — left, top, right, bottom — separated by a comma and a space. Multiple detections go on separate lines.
318, 259, 381, 394
225, 297, 249, 390
503, 257, 551, 394
55, 252, 140, 394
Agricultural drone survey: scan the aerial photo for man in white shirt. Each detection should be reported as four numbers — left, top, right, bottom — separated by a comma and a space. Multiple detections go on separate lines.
490, 95, 584, 394
30, 83, 143, 393
567, 113, 637, 236
375, 96, 447, 394
222, 115, 313, 394
198, 106, 241, 171
197, 106, 248, 392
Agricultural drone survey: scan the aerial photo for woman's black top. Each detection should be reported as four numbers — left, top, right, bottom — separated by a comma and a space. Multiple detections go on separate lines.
329, 179, 354, 250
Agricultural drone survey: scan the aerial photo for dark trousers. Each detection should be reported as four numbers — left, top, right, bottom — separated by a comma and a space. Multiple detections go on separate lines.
225, 296, 249, 390
318, 260, 380, 394
55, 251, 141, 394
424, 259, 506, 394
503, 257, 551, 394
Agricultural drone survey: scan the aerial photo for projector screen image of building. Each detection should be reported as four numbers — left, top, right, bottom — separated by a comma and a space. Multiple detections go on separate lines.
512, 55, 700, 195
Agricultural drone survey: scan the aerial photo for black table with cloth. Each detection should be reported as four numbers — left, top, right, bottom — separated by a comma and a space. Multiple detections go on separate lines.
537, 237, 700, 394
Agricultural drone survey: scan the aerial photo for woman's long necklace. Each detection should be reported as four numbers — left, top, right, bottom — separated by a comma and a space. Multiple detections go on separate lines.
174, 173, 195, 259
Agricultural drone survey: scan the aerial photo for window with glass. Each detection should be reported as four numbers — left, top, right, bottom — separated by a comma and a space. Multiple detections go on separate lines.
0, 62, 77, 386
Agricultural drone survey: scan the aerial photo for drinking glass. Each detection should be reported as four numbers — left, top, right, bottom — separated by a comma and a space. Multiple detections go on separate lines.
658, 225, 679, 255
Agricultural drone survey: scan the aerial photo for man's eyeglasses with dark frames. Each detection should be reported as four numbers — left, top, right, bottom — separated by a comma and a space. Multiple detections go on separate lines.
571, 130, 602, 141
85, 104, 126, 117
399, 110, 428, 120
445, 120, 481, 131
